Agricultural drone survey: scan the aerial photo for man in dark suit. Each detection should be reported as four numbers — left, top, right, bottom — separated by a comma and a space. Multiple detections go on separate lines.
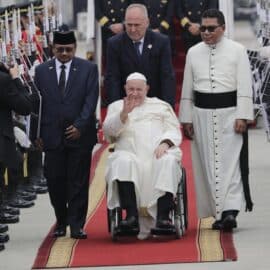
0, 63, 34, 251
34, 31, 99, 239
105, 3, 176, 108
176, 0, 218, 51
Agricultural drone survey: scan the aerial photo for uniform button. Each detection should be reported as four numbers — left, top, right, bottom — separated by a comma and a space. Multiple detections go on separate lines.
157, 14, 161, 18
110, 9, 114, 13
198, 11, 201, 15
120, 8, 124, 12
112, 18, 116, 22
108, 1, 111, 4
188, 11, 192, 15
200, 2, 203, 5
217, 211, 220, 214
211, 67, 214, 69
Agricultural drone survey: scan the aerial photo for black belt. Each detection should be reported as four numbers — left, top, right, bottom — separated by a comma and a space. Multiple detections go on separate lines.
194, 91, 237, 109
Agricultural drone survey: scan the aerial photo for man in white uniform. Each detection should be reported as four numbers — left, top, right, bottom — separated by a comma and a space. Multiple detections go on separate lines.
103, 72, 182, 239
179, 9, 254, 231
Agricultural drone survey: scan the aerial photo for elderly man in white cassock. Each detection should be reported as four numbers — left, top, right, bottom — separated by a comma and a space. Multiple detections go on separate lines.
179, 9, 254, 231
103, 72, 182, 240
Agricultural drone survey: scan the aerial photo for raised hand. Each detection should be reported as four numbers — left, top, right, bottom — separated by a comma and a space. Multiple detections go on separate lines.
120, 95, 139, 123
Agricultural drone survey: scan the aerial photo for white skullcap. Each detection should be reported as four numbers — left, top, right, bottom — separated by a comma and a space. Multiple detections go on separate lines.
126, 72, 147, 82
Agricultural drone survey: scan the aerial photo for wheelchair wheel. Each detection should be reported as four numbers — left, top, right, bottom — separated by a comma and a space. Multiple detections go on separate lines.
174, 167, 188, 238
182, 168, 188, 230
107, 207, 122, 241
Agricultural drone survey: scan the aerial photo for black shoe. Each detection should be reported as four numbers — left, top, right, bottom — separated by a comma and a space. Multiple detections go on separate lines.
156, 219, 174, 229
17, 194, 36, 202
0, 205, 20, 215
70, 228, 87, 239
23, 185, 48, 194
52, 225, 66, 237
0, 213, 19, 224
0, 244, 4, 252
212, 219, 223, 230
0, 233, 9, 243
0, 224, 8, 233
17, 190, 37, 201
7, 198, 34, 208
119, 216, 139, 229
222, 214, 237, 231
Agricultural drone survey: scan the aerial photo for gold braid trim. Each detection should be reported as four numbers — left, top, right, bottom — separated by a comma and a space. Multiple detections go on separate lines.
99, 16, 109, 26
161, 20, 170, 30
180, 17, 190, 27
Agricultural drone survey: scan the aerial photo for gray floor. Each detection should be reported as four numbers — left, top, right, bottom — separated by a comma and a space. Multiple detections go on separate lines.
1, 21, 270, 270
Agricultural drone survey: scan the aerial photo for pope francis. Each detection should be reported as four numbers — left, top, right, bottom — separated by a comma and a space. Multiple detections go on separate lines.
103, 72, 182, 240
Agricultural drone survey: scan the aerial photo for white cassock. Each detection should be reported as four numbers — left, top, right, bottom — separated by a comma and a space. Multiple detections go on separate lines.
103, 97, 182, 238
179, 37, 254, 220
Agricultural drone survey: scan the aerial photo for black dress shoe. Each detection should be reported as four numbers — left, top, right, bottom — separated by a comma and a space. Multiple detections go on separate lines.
0, 244, 4, 252
222, 214, 237, 231
0, 224, 8, 233
7, 198, 34, 208
212, 219, 223, 230
70, 229, 87, 239
156, 219, 174, 229
17, 190, 37, 201
0, 205, 20, 215
0, 233, 9, 243
23, 185, 48, 194
52, 226, 66, 237
0, 213, 19, 224
119, 216, 139, 229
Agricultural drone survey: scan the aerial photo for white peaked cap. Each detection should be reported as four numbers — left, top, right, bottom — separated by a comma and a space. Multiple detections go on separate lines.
126, 72, 147, 82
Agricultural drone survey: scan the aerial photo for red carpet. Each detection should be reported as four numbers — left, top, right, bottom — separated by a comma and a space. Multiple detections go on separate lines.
32, 139, 237, 269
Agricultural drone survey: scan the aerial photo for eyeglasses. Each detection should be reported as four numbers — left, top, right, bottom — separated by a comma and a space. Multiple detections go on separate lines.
199, 25, 222, 33
55, 47, 74, 53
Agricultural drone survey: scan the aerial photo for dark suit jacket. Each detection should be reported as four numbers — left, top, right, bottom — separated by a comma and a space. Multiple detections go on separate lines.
0, 72, 33, 168
34, 57, 99, 151
105, 29, 176, 107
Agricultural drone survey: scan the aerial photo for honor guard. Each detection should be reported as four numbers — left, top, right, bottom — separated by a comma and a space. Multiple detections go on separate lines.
95, 0, 131, 49
132, 0, 175, 35
176, 0, 218, 51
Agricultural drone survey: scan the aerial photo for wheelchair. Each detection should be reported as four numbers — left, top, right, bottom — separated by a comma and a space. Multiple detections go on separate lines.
107, 167, 188, 241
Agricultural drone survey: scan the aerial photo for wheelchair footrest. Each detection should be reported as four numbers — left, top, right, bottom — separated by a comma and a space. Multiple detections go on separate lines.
114, 226, 139, 236
151, 227, 176, 236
